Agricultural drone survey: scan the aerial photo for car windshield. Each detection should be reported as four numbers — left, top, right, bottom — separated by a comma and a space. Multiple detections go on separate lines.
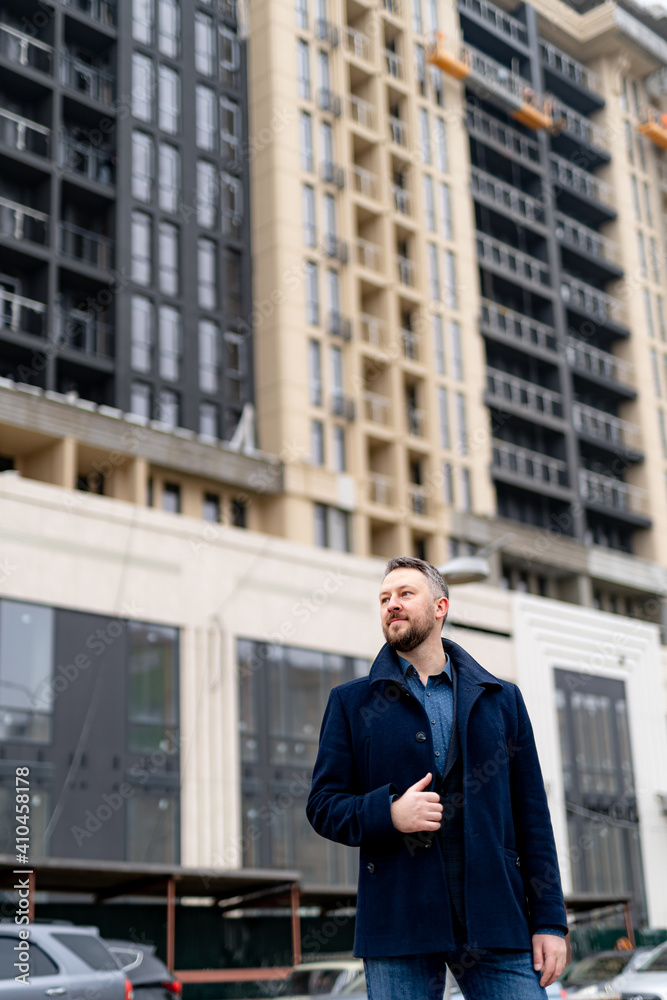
560, 952, 634, 984
637, 944, 667, 972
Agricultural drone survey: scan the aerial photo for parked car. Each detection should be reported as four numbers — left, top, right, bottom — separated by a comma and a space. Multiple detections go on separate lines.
106, 939, 182, 998
335, 968, 464, 998
277, 959, 364, 997
547, 946, 653, 998
609, 939, 667, 999
0, 921, 132, 998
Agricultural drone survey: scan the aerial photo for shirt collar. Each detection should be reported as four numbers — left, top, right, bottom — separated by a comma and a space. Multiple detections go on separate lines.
398, 651, 451, 682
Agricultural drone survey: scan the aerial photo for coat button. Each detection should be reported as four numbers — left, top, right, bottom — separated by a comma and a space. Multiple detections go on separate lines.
424, 841, 432, 849
367, 863, 376, 873
416, 731, 427, 742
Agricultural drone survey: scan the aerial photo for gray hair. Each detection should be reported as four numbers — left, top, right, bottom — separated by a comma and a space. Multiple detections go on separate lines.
383, 556, 449, 602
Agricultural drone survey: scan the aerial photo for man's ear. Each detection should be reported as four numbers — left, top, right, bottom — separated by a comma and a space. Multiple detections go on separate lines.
435, 597, 449, 621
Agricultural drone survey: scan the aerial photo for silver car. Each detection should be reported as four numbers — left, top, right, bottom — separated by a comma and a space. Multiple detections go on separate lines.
609, 940, 667, 1000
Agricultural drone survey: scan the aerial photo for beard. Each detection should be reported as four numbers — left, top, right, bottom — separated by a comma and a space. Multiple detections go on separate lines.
383, 615, 435, 652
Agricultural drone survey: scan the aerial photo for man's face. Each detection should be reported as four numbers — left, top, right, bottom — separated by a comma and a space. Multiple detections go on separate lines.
379, 568, 447, 653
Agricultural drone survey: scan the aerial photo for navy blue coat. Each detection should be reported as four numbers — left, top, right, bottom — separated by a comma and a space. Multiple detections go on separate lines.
306, 637, 567, 957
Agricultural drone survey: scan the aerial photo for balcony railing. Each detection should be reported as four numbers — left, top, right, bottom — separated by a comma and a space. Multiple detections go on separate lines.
0, 108, 50, 158
348, 94, 376, 130
401, 329, 420, 360
471, 166, 544, 225
579, 469, 648, 517
476, 232, 551, 287
368, 472, 394, 505
565, 336, 634, 389
466, 103, 540, 165
388, 116, 408, 147
363, 390, 392, 424
352, 165, 379, 200
360, 313, 387, 347
539, 40, 600, 94
480, 298, 557, 353
383, 0, 401, 15
60, 53, 114, 104
554, 212, 620, 266
409, 484, 428, 515
549, 154, 614, 207
392, 185, 412, 214
317, 88, 342, 115
459, 0, 528, 44
323, 233, 349, 263
397, 255, 415, 286
0, 196, 48, 244
406, 407, 425, 436
63, 0, 116, 27
465, 45, 532, 107
60, 130, 115, 185
572, 402, 641, 452
344, 26, 373, 63
55, 307, 114, 359
492, 439, 569, 488
0, 22, 53, 74
59, 221, 114, 269
486, 366, 563, 419
356, 237, 383, 271
384, 49, 404, 80
560, 274, 624, 325
554, 101, 607, 151
0, 289, 46, 336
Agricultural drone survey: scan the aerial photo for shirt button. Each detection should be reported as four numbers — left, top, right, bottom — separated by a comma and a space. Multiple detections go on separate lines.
426, 692, 431, 697
367, 863, 376, 873
431, 719, 436, 724
416, 732, 427, 742
435, 751, 440, 757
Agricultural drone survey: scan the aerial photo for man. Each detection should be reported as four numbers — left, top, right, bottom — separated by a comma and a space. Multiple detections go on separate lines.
307, 556, 569, 1000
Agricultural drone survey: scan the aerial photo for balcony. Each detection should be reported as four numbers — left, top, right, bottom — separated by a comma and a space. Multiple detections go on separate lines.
317, 88, 342, 116
552, 102, 609, 165
409, 485, 428, 516
0, 288, 46, 337
0, 22, 53, 75
458, 0, 529, 49
492, 439, 569, 493
320, 160, 345, 188
480, 298, 557, 355
476, 232, 551, 290
401, 329, 420, 361
59, 221, 113, 269
60, 53, 114, 105
348, 95, 376, 131
60, 129, 115, 186
363, 390, 392, 424
368, 472, 394, 505
344, 26, 373, 64
406, 407, 425, 436
560, 274, 625, 330
392, 185, 412, 215
384, 49, 405, 81
356, 237, 383, 272
352, 165, 380, 201
63, 0, 116, 28
315, 18, 339, 45
0, 108, 50, 159
396, 255, 416, 286
0, 196, 48, 246
331, 393, 355, 420
579, 469, 649, 521
466, 104, 540, 169
323, 234, 349, 263
539, 40, 602, 115
486, 366, 564, 421
55, 307, 114, 360
549, 155, 615, 225
555, 212, 621, 278
327, 311, 352, 339
572, 403, 641, 454
637, 106, 667, 152
566, 337, 634, 393
471, 166, 545, 228
360, 313, 387, 348
388, 116, 408, 147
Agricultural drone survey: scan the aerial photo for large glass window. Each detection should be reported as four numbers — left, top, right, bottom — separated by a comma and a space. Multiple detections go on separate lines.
158, 389, 180, 428
434, 117, 448, 173
197, 160, 217, 227
302, 185, 316, 246
198, 238, 217, 309
127, 622, 179, 753
159, 305, 182, 381
158, 144, 180, 213
308, 338, 322, 405
314, 504, 350, 551
158, 222, 179, 296
221, 173, 243, 237
444, 250, 457, 308
195, 12, 216, 75
423, 175, 435, 231
131, 211, 152, 286
200, 402, 218, 438
300, 112, 314, 172
0, 600, 54, 742
196, 86, 217, 150
132, 53, 155, 122
158, 0, 180, 57
133, 0, 154, 43
131, 295, 154, 373
219, 27, 240, 88
438, 386, 449, 449
199, 319, 220, 392
220, 99, 241, 166
428, 243, 439, 300
131, 382, 152, 419
127, 793, 178, 864
305, 260, 319, 325
439, 183, 452, 239
132, 132, 154, 202
419, 108, 431, 164
159, 66, 181, 134
297, 39, 310, 99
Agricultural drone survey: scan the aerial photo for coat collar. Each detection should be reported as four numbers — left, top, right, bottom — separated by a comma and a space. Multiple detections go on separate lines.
369, 636, 502, 692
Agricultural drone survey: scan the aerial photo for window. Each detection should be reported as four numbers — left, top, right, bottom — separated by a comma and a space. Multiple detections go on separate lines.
637, 231, 647, 276
650, 238, 660, 283
638, 135, 647, 173
415, 44, 426, 96
444, 251, 457, 308
0, 600, 54, 743
320, 121, 333, 167
220, 98, 241, 165
133, 0, 153, 43
127, 793, 178, 864
455, 393, 467, 454
651, 348, 661, 396
311, 420, 325, 464
427, 244, 439, 300
162, 482, 181, 513
309, 338, 322, 405
199, 319, 220, 392
231, 497, 247, 527
131, 211, 152, 285
442, 461, 453, 504
158, 388, 179, 427
645, 288, 655, 338
297, 39, 310, 99
619, 75, 628, 112
133, 53, 155, 122
318, 50, 330, 93
439, 183, 452, 239
159, 305, 182, 381
0, 937, 57, 977
158, 222, 179, 296
450, 321, 462, 379
658, 296, 666, 341
127, 620, 179, 753
132, 132, 154, 202
314, 504, 351, 551
159, 66, 181, 134
434, 117, 447, 172
333, 425, 346, 471
219, 28, 240, 88
323, 193, 336, 240
425, 0, 437, 31
631, 79, 641, 116
330, 345, 344, 408
158, 0, 180, 56
624, 121, 634, 164
438, 386, 450, 448
197, 161, 217, 227
460, 467, 471, 511
301, 112, 314, 171
302, 185, 316, 246
203, 493, 221, 522
131, 382, 152, 419
131, 295, 154, 373
659, 410, 667, 458
423, 175, 435, 231
221, 172, 243, 237
196, 86, 217, 150
412, 0, 422, 34
225, 248, 243, 315
419, 108, 431, 164
631, 176, 641, 221
200, 402, 218, 437
643, 182, 653, 227
195, 12, 216, 76
295, 0, 308, 26
305, 260, 319, 325
198, 238, 217, 309
158, 144, 180, 213
433, 314, 445, 374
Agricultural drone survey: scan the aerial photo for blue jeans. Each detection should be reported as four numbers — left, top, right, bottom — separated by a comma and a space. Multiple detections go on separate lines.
364, 948, 548, 1000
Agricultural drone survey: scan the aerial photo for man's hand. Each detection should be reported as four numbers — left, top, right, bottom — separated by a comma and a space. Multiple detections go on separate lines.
390, 773, 443, 833
532, 933, 568, 988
